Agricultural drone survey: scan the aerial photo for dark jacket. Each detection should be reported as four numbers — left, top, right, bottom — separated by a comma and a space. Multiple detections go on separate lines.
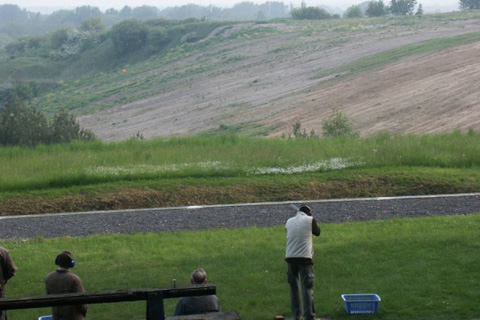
45, 269, 88, 320
174, 294, 220, 316
0, 247, 17, 320
0, 247, 17, 290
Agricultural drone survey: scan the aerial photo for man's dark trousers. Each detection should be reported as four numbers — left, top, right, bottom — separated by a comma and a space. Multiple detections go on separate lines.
287, 262, 316, 320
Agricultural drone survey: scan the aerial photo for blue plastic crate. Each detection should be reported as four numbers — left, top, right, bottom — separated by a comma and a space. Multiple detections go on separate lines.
341, 294, 381, 315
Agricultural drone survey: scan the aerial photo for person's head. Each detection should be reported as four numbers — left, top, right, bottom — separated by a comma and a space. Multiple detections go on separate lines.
55, 251, 75, 269
191, 269, 207, 285
299, 205, 312, 216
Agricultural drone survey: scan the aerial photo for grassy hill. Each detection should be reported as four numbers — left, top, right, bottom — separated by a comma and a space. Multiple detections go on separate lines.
1, 11, 480, 141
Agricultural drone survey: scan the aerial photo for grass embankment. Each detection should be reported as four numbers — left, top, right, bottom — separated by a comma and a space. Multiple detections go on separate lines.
3, 213, 480, 319
1, 132, 479, 215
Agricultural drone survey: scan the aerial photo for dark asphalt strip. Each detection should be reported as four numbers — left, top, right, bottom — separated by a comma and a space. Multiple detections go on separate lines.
1, 194, 479, 239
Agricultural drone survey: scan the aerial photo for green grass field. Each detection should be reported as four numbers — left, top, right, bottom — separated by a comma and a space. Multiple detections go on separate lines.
1, 132, 480, 215
2, 132, 479, 193
3, 213, 479, 319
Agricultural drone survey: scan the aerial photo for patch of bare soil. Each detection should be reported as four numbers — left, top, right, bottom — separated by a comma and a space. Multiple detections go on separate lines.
266, 41, 480, 137
78, 19, 480, 140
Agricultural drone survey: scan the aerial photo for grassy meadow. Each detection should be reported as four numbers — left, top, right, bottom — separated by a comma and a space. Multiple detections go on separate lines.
1, 132, 480, 214
2, 213, 479, 319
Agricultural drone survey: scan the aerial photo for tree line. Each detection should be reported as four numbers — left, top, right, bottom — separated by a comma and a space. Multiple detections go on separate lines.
0, 2, 288, 41
292, 0, 478, 20
0, 82, 95, 146
293, 0, 422, 20
2, 17, 217, 65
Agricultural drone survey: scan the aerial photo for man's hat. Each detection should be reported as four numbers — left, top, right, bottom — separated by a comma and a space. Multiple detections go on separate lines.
299, 205, 312, 214
55, 251, 75, 268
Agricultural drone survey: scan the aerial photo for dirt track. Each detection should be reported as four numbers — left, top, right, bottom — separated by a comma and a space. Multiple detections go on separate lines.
78, 18, 480, 140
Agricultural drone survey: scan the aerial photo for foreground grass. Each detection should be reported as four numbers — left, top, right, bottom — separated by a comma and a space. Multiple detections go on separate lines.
1, 133, 479, 215
3, 213, 479, 319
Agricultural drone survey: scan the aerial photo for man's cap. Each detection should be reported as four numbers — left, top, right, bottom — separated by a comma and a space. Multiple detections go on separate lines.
55, 251, 74, 268
299, 205, 311, 214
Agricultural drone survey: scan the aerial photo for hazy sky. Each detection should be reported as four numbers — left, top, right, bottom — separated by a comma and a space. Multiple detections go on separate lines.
1, 0, 459, 11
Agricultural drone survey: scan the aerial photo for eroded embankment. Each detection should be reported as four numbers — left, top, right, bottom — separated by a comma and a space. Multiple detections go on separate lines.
2, 177, 480, 215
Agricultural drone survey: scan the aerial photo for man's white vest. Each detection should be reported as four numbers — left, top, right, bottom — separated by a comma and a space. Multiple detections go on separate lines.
286, 211, 314, 259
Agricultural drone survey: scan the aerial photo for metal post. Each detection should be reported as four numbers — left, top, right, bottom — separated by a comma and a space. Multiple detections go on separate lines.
146, 292, 165, 320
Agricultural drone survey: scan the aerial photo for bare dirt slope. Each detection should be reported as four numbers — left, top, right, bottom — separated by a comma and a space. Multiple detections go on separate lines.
79, 18, 480, 140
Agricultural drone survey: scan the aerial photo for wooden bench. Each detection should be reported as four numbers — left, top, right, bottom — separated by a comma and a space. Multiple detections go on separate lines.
0, 285, 216, 320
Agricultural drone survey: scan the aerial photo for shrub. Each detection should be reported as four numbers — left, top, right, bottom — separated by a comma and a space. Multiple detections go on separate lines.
0, 83, 96, 146
459, 0, 480, 10
49, 29, 99, 59
344, 5, 364, 18
49, 109, 96, 144
80, 17, 106, 33
365, 0, 388, 17
146, 26, 169, 52
291, 2, 331, 20
109, 19, 148, 56
322, 110, 359, 138
389, 0, 417, 15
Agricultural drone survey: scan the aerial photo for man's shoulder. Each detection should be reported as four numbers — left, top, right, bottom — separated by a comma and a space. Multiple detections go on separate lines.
0, 247, 8, 257
46, 270, 81, 280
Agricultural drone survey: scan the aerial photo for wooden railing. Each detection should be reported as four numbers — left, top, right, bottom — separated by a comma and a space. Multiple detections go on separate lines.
0, 285, 216, 320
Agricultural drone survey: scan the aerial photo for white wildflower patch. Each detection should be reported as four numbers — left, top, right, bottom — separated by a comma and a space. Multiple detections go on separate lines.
86, 161, 224, 175
248, 158, 363, 175
85, 158, 362, 177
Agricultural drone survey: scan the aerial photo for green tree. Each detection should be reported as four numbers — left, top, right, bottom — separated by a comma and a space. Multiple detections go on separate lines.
109, 19, 148, 56
132, 5, 159, 20
390, 0, 417, 15
416, 3, 424, 15
80, 17, 106, 33
119, 5, 133, 18
49, 28, 71, 49
49, 109, 96, 144
146, 26, 169, 52
459, 0, 480, 9
365, 0, 387, 16
344, 5, 364, 18
322, 110, 359, 138
73, 5, 102, 24
291, 2, 331, 20
0, 83, 96, 146
0, 4, 28, 24
287, 121, 316, 139
0, 99, 49, 147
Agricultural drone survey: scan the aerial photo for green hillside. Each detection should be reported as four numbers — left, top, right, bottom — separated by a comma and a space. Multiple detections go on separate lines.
0, 12, 477, 115
2, 11, 480, 140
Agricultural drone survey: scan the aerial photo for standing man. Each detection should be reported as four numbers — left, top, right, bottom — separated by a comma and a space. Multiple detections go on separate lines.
285, 205, 321, 320
45, 251, 87, 320
174, 269, 220, 316
0, 247, 17, 320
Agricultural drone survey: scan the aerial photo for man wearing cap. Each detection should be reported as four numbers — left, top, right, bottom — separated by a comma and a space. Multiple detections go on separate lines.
0, 247, 17, 320
45, 251, 87, 320
173, 269, 220, 316
285, 205, 321, 320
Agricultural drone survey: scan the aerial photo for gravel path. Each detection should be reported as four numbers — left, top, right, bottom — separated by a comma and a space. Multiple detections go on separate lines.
1, 194, 479, 240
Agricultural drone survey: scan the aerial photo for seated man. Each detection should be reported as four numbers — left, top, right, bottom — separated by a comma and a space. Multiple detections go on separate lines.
174, 269, 220, 316
45, 251, 88, 320
0, 246, 17, 320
